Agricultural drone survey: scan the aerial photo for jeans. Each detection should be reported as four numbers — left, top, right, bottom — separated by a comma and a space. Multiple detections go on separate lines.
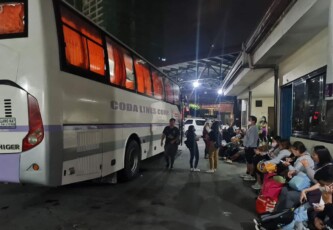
164, 143, 178, 167
189, 144, 199, 168
209, 146, 219, 169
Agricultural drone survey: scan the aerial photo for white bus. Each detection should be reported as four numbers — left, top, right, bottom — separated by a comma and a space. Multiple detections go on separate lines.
0, 0, 181, 186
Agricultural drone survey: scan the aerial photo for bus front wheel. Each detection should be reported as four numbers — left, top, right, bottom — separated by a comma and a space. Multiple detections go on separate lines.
119, 140, 141, 181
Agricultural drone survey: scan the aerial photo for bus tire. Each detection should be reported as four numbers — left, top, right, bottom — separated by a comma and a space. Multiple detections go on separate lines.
119, 140, 141, 181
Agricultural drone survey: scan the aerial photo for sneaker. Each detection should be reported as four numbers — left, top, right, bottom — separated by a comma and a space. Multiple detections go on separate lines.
251, 182, 262, 190
194, 168, 200, 172
190, 168, 194, 172
213, 168, 217, 172
240, 173, 249, 178
222, 157, 227, 160
225, 159, 233, 164
243, 175, 256, 181
206, 169, 215, 173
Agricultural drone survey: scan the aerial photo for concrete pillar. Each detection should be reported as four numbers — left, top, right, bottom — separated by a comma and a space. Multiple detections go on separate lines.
327, 0, 333, 99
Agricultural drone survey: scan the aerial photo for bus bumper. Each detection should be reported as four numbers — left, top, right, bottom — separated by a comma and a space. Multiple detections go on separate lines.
0, 154, 20, 183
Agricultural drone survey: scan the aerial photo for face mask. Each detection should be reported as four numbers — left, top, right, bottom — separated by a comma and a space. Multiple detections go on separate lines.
272, 142, 277, 147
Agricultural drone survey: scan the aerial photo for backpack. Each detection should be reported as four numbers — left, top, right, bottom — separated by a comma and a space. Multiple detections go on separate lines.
261, 173, 284, 201
255, 173, 284, 215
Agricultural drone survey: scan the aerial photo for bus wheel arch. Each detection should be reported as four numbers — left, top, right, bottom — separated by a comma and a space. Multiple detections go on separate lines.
119, 134, 141, 181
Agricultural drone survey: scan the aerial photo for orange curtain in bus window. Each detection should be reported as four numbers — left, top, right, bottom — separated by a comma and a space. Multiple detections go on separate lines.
134, 60, 145, 94
173, 84, 180, 104
62, 25, 88, 69
143, 65, 152, 96
0, 3, 25, 34
164, 79, 174, 103
107, 42, 125, 86
124, 53, 135, 90
87, 40, 105, 75
152, 72, 164, 100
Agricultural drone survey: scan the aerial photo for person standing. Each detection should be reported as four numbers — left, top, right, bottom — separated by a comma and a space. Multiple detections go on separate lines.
241, 116, 259, 181
259, 116, 268, 144
186, 125, 200, 172
202, 122, 211, 159
206, 121, 222, 173
161, 118, 180, 169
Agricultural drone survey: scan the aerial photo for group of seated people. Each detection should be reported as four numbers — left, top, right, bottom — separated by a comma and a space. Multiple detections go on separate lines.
249, 138, 333, 229
202, 120, 333, 229
218, 127, 245, 163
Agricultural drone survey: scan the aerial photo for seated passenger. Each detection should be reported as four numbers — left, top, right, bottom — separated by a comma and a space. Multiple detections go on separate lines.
286, 141, 314, 179
267, 136, 282, 159
264, 139, 291, 165
250, 145, 270, 189
275, 142, 314, 212
251, 139, 290, 190
223, 137, 241, 164
313, 164, 333, 229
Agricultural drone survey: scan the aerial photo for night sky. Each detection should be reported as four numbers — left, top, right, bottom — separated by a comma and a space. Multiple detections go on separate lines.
101, 0, 272, 67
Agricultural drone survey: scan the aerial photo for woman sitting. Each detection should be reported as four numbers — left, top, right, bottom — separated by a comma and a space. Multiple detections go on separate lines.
286, 141, 315, 179
265, 139, 291, 165
251, 139, 290, 190
299, 147, 333, 228
275, 141, 314, 212
313, 164, 333, 229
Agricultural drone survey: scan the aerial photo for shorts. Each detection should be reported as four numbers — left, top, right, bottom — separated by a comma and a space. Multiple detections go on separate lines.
244, 147, 256, 164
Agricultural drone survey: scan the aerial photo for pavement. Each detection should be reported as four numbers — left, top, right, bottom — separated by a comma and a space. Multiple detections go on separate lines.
0, 140, 259, 230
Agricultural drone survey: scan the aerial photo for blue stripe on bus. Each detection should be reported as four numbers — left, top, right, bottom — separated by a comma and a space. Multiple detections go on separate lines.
0, 123, 169, 132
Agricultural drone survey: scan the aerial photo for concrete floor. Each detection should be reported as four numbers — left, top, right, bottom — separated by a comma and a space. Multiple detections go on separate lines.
0, 140, 258, 230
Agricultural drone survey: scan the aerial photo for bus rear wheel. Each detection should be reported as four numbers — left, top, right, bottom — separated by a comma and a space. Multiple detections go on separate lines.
119, 140, 141, 181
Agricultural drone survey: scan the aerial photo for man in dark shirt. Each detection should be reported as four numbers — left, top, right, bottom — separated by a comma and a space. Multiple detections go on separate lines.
161, 118, 180, 169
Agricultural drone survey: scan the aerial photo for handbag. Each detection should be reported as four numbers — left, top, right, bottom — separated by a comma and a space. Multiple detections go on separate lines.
288, 172, 311, 191
184, 140, 191, 148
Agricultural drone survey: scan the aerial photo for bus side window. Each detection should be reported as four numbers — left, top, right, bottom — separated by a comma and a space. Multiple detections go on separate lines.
173, 84, 180, 104
87, 39, 105, 75
60, 6, 105, 76
107, 40, 126, 86
0, 3, 25, 35
123, 53, 135, 90
134, 58, 152, 96
62, 25, 89, 69
164, 78, 174, 103
152, 71, 164, 100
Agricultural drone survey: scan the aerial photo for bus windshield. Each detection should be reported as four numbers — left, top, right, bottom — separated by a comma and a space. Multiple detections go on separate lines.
0, 1, 26, 37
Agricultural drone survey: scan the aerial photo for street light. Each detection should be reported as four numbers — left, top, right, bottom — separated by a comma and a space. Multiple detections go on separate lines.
218, 89, 223, 95
193, 81, 200, 88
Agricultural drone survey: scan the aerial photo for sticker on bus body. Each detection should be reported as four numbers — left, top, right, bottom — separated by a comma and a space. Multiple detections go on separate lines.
0, 117, 16, 129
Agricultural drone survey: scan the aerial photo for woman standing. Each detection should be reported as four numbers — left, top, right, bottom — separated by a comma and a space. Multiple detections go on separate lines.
186, 125, 200, 172
206, 121, 222, 173
259, 116, 268, 143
